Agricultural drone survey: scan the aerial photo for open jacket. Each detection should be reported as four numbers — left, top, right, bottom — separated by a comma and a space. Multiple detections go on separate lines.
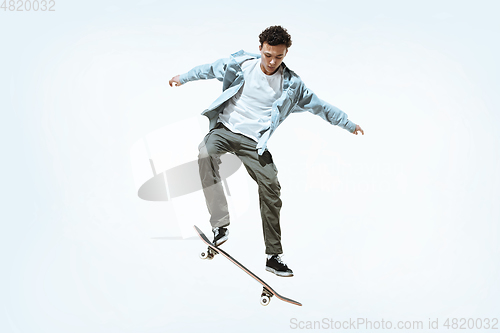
179, 50, 356, 155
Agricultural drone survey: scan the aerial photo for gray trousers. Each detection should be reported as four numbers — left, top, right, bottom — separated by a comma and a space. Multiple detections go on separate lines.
198, 122, 283, 254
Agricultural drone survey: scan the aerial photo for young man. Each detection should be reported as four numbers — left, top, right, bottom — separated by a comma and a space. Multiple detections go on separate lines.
169, 26, 364, 277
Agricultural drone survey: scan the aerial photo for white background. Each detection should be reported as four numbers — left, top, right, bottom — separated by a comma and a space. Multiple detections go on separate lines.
1, 0, 499, 332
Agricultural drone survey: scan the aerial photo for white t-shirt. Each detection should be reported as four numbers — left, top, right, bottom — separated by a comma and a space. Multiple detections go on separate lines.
218, 58, 283, 142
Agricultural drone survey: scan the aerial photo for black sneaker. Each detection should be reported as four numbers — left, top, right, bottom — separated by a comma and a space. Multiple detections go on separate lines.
266, 254, 293, 277
212, 227, 229, 246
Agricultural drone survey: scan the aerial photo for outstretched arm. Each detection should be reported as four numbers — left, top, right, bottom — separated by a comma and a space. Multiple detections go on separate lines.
295, 84, 363, 135
169, 57, 230, 88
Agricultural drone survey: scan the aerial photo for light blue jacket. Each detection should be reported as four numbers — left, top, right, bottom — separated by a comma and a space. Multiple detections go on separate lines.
179, 50, 356, 155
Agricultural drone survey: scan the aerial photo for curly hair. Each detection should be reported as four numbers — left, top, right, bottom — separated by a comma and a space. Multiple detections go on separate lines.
259, 25, 292, 48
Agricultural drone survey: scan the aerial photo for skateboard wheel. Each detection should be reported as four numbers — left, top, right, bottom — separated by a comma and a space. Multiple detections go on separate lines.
199, 251, 208, 260
260, 295, 271, 306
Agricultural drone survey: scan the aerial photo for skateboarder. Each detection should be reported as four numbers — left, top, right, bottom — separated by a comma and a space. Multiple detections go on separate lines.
169, 26, 364, 277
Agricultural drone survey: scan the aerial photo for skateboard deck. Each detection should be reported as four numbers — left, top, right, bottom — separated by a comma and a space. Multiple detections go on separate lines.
193, 225, 302, 306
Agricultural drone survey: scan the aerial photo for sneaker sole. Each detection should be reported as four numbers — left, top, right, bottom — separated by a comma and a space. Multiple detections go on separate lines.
266, 266, 294, 277
214, 235, 228, 247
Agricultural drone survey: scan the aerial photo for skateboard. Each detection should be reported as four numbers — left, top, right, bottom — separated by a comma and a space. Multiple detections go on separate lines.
193, 225, 302, 307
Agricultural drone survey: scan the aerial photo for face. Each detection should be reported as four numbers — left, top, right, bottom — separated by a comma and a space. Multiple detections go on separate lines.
259, 42, 288, 75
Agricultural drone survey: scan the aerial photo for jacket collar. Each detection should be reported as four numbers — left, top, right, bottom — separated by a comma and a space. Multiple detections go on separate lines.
231, 49, 260, 61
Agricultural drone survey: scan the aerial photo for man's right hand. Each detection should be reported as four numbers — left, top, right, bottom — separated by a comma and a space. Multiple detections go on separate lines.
169, 75, 182, 87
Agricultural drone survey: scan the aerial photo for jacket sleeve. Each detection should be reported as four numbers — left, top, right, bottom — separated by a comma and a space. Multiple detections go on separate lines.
178, 57, 230, 84
293, 83, 356, 133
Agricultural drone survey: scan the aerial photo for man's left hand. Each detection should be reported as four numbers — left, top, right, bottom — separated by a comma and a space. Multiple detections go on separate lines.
353, 124, 364, 135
